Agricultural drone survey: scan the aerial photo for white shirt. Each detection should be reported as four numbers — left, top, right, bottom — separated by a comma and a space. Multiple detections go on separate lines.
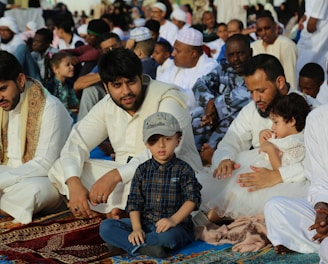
160, 20, 179, 47
57, 33, 85, 50
213, 100, 305, 183
214, 0, 249, 27
251, 35, 298, 89
156, 57, 174, 80
0, 34, 24, 54
304, 104, 328, 206
206, 38, 225, 59
157, 53, 218, 110
59, 76, 203, 185
0, 87, 73, 189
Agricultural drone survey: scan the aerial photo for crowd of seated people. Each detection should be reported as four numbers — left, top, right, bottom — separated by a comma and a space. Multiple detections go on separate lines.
0, 0, 327, 261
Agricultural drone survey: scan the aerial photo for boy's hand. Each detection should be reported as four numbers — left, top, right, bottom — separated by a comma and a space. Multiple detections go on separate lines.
128, 229, 145, 246
156, 218, 177, 233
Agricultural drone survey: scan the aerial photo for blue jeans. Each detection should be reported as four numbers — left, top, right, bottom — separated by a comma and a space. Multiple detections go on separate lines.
99, 218, 194, 256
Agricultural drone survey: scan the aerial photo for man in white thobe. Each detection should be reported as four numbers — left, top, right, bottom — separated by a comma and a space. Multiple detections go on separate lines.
296, 0, 328, 81
265, 104, 328, 264
213, 0, 249, 27
0, 51, 73, 224
157, 27, 218, 111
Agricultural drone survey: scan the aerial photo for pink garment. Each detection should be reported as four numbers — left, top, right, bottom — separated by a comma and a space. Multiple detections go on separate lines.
195, 214, 272, 252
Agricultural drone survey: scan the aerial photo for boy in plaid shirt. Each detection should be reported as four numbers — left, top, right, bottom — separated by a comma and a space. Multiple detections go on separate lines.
100, 112, 202, 258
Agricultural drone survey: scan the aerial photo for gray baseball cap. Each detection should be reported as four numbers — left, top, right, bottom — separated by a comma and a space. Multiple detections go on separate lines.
143, 112, 181, 143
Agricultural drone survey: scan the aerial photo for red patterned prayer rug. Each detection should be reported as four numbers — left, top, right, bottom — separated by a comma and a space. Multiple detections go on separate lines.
0, 216, 114, 264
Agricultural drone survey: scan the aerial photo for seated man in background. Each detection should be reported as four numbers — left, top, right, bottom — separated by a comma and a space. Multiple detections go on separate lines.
0, 16, 40, 80
157, 27, 218, 111
0, 51, 73, 224
75, 32, 122, 122
192, 34, 252, 165
126, 27, 158, 80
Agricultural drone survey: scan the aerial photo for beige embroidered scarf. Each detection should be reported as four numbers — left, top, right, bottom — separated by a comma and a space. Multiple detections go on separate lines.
0, 77, 46, 164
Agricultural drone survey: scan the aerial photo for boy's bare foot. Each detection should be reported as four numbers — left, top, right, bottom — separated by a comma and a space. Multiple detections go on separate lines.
207, 209, 221, 223
274, 245, 294, 255
200, 143, 214, 166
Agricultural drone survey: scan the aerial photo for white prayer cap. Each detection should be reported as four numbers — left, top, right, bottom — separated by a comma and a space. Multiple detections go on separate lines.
176, 27, 203, 46
152, 2, 167, 12
170, 8, 186, 22
0, 16, 19, 34
130, 27, 152, 42
77, 24, 88, 36
26, 21, 37, 31
134, 18, 146, 27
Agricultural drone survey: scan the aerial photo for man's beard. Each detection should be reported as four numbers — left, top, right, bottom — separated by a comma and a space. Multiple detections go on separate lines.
110, 84, 146, 112
0, 35, 14, 44
257, 91, 283, 118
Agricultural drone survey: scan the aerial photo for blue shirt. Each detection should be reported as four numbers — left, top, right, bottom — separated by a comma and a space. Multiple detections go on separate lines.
192, 59, 251, 149
126, 155, 202, 231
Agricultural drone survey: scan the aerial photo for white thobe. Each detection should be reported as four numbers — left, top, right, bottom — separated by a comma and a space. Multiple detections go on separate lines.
212, 100, 306, 183
159, 20, 179, 47
156, 58, 174, 80
265, 104, 328, 263
206, 38, 225, 59
213, 0, 249, 27
157, 53, 218, 110
0, 34, 24, 54
0, 87, 73, 224
296, 0, 328, 80
251, 36, 298, 89
48, 76, 203, 213
57, 33, 85, 50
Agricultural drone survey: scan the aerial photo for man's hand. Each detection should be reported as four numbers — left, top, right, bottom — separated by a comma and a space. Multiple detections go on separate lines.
213, 159, 240, 179
156, 218, 177, 233
128, 228, 145, 246
201, 99, 218, 127
307, 17, 318, 33
309, 203, 328, 243
89, 169, 122, 206
237, 166, 282, 192
298, 15, 306, 30
66, 177, 95, 218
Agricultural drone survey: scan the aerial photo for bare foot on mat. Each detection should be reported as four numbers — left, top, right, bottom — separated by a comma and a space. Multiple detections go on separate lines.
207, 209, 221, 223
274, 245, 295, 255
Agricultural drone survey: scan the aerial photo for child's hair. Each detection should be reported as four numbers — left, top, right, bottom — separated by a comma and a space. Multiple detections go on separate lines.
217, 22, 227, 28
44, 52, 71, 83
35, 28, 54, 45
135, 39, 155, 57
156, 40, 173, 54
147, 132, 182, 146
299, 62, 325, 85
270, 93, 311, 132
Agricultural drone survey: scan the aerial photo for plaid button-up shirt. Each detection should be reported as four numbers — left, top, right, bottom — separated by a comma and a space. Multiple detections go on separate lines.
126, 155, 202, 230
